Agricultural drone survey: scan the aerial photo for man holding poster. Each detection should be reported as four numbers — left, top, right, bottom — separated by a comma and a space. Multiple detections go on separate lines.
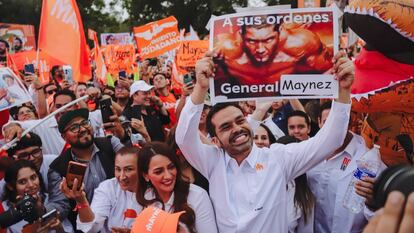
212, 8, 337, 102
176, 48, 354, 232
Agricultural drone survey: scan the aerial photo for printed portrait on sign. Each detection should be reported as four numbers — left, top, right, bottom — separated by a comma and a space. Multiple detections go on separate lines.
210, 8, 339, 103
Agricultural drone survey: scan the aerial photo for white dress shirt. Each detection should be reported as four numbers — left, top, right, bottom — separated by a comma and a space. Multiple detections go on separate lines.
176, 99, 350, 233
307, 133, 379, 233
145, 184, 218, 233
77, 178, 143, 233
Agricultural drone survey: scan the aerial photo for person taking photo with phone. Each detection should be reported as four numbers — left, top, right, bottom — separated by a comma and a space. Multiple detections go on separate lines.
2, 160, 72, 233
48, 109, 125, 232
122, 80, 170, 142
60, 146, 142, 233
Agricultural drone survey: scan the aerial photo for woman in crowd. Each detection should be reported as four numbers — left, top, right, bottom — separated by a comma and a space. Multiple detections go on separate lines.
2, 160, 70, 233
11, 103, 38, 121
61, 146, 142, 233
253, 123, 277, 148
276, 136, 315, 233
136, 142, 217, 233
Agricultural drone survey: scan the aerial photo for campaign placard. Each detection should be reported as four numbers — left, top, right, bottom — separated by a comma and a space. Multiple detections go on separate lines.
133, 16, 181, 59
0, 68, 32, 111
176, 40, 209, 68
209, 7, 338, 104
0, 23, 36, 52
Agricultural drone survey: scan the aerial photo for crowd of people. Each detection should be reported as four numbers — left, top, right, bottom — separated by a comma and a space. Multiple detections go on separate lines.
0, 17, 413, 233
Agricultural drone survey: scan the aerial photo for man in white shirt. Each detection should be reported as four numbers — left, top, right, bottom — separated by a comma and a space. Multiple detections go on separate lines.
176, 51, 355, 233
307, 101, 386, 233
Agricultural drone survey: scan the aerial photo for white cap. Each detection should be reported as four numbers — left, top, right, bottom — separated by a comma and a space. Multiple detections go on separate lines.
129, 81, 154, 97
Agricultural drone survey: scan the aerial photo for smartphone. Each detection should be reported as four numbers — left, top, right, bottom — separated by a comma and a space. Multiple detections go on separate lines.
131, 105, 142, 120
66, 161, 87, 190
62, 65, 73, 84
119, 70, 126, 79
100, 98, 113, 123
183, 73, 193, 85
41, 209, 58, 226
24, 64, 35, 74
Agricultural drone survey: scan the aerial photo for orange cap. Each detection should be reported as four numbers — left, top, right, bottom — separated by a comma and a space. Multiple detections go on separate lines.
131, 207, 185, 233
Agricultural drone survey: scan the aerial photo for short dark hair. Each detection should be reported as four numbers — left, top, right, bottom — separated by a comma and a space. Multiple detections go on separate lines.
206, 102, 243, 137
53, 89, 76, 103
287, 110, 311, 127
0, 39, 9, 48
7, 132, 42, 157
51, 65, 61, 76
14, 37, 22, 44
319, 101, 332, 119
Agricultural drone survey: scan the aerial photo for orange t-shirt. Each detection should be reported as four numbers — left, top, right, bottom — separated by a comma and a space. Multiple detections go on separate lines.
159, 92, 177, 127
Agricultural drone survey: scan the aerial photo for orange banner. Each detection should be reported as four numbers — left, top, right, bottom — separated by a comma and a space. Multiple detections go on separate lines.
88, 28, 108, 85
298, 0, 321, 8
103, 44, 135, 76
0, 23, 36, 52
133, 16, 181, 59
38, 0, 91, 82
176, 40, 209, 68
10, 51, 64, 83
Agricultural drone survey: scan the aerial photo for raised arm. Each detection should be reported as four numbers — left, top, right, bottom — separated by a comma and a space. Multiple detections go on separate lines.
175, 53, 220, 179
277, 51, 354, 181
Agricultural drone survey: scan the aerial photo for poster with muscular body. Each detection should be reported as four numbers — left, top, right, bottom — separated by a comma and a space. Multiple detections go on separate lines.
210, 8, 339, 103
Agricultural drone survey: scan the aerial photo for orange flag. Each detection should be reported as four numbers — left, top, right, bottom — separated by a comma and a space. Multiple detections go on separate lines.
88, 29, 108, 85
10, 50, 64, 83
38, 0, 91, 82
133, 16, 181, 59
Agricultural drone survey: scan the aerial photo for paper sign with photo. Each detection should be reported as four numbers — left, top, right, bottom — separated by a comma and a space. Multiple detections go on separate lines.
0, 67, 32, 111
209, 7, 339, 104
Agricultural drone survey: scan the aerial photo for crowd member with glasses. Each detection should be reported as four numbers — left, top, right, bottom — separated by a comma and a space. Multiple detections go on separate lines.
48, 108, 125, 232
114, 80, 130, 111
0, 132, 58, 197
2, 89, 124, 155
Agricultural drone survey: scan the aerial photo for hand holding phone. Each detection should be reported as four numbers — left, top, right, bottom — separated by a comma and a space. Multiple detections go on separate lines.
24, 64, 35, 74
41, 209, 58, 226
119, 71, 126, 79
100, 98, 113, 123
183, 73, 193, 85
66, 161, 87, 190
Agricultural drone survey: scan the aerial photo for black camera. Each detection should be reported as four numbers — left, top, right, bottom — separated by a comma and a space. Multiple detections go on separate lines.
0, 194, 39, 228
371, 165, 414, 210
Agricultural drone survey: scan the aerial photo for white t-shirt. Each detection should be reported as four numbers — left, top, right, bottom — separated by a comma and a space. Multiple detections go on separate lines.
77, 178, 142, 233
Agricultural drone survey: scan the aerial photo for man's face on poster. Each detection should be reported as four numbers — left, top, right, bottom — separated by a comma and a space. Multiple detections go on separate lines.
243, 25, 279, 65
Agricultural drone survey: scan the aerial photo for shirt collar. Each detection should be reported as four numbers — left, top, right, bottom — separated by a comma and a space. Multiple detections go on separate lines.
224, 144, 258, 170
70, 144, 99, 163
144, 188, 175, 211
337, 132, 359, 158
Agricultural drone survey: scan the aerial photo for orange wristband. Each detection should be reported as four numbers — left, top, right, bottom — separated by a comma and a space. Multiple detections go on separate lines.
73, 202, 89, 211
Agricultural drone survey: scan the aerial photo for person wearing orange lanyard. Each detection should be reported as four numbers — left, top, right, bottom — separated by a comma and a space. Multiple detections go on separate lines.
60, 146, 142, 233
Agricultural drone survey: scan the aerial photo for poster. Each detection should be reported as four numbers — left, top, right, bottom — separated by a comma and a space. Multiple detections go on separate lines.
103, 44, 136, 76
0, 23, 36, 52
100, 32, 134, 46
176, 40, 209, 68
0, 67, 31, 111
210, 8, 338, 103
133, 16, 181, 59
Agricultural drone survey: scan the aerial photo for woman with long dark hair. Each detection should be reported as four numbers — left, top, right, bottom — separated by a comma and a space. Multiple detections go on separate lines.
2, 160, 71, 232
136, 142, 217, 233
254, 123, 277, 148
276, 136, 315, 233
